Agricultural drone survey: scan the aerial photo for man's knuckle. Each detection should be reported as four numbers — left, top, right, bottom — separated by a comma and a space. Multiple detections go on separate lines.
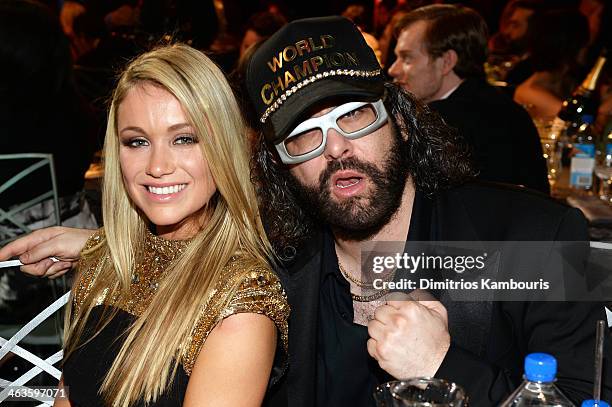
391, 314, 404, 326
378, 340, 394, 357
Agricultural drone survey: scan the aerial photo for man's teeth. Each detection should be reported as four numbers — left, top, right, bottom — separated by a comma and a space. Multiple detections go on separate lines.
336, 178, 361, 189
147, 184, 186, 195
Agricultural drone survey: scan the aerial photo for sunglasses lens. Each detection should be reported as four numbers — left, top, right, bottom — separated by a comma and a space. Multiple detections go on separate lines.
284, 128, 323, 156
336, 104, 378, 134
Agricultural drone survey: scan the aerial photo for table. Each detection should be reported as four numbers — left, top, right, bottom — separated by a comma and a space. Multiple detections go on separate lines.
550, 166, 612, 242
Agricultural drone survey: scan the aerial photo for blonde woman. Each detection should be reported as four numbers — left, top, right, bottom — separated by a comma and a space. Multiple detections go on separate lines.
49, 44, 289, 407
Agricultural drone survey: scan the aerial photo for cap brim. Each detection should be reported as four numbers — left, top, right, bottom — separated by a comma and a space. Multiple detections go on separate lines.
266, 77, 385, 145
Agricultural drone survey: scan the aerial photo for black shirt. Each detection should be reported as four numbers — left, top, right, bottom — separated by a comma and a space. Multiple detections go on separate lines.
63, 307, 188, 407
315, 190, 433, 406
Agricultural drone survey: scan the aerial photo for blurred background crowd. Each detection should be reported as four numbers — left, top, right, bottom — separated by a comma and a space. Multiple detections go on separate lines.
0, 0, 611, 399
2, 0, 609, 167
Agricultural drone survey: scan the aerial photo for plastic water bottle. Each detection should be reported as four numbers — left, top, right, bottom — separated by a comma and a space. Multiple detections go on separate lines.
582, 400, 610, 407
499, 353, 575, 406
570, 115, 597, 192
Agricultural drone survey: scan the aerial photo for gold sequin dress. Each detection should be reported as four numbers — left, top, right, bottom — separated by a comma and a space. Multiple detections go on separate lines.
62, 229, 289, 407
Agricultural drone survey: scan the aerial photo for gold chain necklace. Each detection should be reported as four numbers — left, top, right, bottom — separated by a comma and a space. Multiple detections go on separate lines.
338, 262, 373, 288
350, 289, 388, 302
338, 262, 389, 302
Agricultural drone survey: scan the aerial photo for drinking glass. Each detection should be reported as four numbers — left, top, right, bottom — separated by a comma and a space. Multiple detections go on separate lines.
373, 378, 466, 407
594, 165, 612, 203
533, 118, 561, 185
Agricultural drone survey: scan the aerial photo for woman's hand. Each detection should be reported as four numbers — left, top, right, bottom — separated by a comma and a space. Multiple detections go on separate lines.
0, 227, 94, 279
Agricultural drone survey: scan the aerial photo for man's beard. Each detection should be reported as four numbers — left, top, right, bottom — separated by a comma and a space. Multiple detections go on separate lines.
505, 34, 529, 55
285, 129, 410, 241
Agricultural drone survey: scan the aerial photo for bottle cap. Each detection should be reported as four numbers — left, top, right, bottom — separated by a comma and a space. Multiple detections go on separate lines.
583, 114, 595, 124
582, 400, 611, 407
524, 353, 557, 382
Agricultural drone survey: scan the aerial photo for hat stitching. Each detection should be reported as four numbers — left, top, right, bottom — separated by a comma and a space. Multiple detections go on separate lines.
259, 68, 382, 124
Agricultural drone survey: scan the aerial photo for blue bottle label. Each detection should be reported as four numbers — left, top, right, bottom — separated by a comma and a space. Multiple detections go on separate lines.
570, 155, 595, 187
574, 143, 595, 158
570, 172, 593, 187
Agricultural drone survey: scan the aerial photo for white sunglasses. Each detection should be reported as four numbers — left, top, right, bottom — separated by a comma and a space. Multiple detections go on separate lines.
275, 100, 388, 164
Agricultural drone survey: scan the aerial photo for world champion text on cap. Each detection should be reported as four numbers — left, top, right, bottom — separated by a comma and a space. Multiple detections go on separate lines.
260, 35, 360, 105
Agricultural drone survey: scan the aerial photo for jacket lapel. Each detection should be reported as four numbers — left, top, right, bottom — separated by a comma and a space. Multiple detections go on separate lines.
276, 234, 324, 407
433, 188, 495, 358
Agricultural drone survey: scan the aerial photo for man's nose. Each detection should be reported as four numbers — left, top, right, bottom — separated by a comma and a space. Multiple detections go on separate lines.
146, 145, 175, 177
388, 58, 401, 79
323, 128, 353, 161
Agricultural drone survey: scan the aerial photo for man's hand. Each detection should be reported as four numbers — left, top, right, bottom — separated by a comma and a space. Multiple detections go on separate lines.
367, 296, 451, 379
0, 226, 94, 279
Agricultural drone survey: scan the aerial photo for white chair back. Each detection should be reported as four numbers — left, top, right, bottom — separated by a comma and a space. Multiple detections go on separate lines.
0, 153, 65, 405
0, 292, 68, 406
0, 153, 61, 246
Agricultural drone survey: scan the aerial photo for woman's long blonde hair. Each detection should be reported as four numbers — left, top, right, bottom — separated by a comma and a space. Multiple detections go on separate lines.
63, 44, 273, 407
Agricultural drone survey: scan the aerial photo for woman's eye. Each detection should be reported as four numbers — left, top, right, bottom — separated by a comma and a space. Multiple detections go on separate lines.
175, 135, 197, 145
124, 138, 148, 148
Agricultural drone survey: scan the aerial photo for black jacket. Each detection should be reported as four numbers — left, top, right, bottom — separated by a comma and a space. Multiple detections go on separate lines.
429, 79, 550, 195
264, 182, 611, 407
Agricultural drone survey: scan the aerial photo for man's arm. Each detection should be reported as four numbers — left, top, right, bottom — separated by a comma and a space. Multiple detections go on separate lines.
0, 226, 93, 278
434, 343, 516, 405
435, 208, 608, 405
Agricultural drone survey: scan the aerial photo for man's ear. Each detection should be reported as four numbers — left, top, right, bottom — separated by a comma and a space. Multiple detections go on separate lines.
441, 49, 458, 75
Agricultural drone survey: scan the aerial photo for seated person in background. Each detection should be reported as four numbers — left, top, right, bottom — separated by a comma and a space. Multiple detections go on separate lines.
579, 0, 607, 62
59, 0, 87, 59
378, 8, 410, 69
239, 11, 287, 59
0, 0, 98, 216
388, 4, 550, 194
342, 4, 382, 64
488, 0, 542, 87
48, 44, 289, 406
378, 1, 435, 69
514, 8, 590, 119
72, 8, 142, 116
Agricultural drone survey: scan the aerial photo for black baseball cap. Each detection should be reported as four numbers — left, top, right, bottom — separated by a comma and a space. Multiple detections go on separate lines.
246, 16, 385, 145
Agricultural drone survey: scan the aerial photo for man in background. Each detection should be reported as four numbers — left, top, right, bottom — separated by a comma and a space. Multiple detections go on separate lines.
388, 4, 550, 194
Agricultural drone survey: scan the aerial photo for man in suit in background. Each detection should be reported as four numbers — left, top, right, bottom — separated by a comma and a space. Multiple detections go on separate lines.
388, 5, 550, 194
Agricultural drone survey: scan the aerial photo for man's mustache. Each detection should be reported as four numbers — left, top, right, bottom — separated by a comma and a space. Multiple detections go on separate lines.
318, 158, 382, 191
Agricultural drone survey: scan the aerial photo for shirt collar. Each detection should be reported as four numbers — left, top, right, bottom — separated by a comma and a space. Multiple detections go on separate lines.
437, 79, 464, 101
321, 229, 344, 283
